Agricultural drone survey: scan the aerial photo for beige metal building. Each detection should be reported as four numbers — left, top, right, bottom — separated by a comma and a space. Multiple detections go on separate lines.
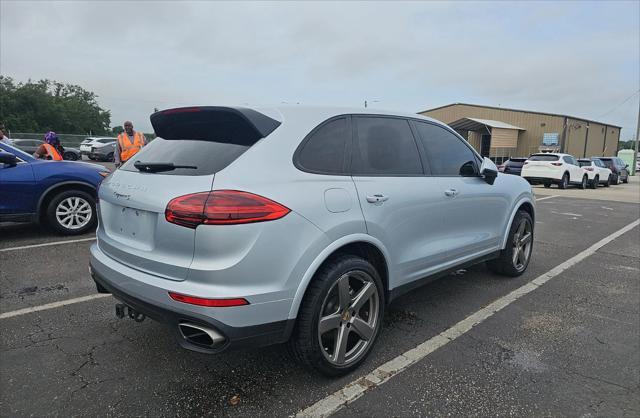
420, 103, 621, 164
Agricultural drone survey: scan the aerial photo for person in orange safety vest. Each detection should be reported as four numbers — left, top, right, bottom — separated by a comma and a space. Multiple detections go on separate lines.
33, 131, 63, 161
115, 121, 146, 167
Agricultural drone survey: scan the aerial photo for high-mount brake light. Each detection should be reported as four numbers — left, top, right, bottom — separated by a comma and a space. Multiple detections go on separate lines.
161, 107, 202, 115
165, 190, 290, 228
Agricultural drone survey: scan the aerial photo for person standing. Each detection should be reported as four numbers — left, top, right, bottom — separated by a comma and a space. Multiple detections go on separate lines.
0, 124, 12, 145
115, 121, 146, 167
33, 131, 63, 160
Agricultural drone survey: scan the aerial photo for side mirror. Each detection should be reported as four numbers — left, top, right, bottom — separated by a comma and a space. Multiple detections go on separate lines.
480, 157, 498, 185
0, 151, 18, 167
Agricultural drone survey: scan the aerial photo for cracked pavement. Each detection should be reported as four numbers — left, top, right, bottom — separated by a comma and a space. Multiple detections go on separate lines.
1, 196, 639, 417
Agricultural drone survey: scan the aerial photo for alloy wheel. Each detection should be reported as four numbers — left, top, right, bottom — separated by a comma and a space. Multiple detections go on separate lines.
318, 271, 380, 366
512, 218, 533, 271
55, 196, 93, 230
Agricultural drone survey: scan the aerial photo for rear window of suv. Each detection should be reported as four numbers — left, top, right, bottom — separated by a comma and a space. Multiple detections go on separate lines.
120, 137, 249, 176
528, 154, 559, 161
578, 160, 592, 167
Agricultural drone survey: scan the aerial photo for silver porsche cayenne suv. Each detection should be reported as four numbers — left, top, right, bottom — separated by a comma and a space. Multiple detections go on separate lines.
90, 106, 535, 376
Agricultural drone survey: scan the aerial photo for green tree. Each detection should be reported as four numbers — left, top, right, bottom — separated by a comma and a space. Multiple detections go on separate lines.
0, 76, 111, 134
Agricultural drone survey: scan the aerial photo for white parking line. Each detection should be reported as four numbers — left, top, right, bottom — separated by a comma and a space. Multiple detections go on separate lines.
0, 237, 96, 253
297, 219, 640, 417
536, 195, 558, 201
0, 294, 111, 320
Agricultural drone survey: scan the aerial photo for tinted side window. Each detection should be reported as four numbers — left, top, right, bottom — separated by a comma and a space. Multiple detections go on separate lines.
563, 156, 573, 164
352, 117, 423, 176
297, 118, 349, 174
414, 122, 477, 176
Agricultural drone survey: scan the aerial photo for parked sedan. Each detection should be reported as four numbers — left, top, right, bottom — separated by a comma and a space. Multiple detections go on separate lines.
501, 157, 528, 176
598, 157, 629, 184
89, 140, 116, 162
11, 138, 81, 161
80, 137, 117, 159
522, 153, 588, 189
578, 158, 612, 188
0, 142, 110, 234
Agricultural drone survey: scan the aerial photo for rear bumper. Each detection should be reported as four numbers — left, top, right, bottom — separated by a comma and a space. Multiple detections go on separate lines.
89, 243, 294, 353
523, 176, 560, 185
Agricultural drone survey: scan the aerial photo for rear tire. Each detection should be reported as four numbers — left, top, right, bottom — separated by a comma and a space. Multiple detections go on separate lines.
46, 190, 97, 235
589, 175, 598, 189
106, 152, 115, 162
289, 255, 384, 376
543, 182, 551, 188
558, 173, 569, 189
63, 152, 78, 161
487, 210, 533, 277
622, 175, 628, 184
604, 175, 611, 187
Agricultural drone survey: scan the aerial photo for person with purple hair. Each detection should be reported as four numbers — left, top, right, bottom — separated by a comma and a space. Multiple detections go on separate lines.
34, 131, 64, 160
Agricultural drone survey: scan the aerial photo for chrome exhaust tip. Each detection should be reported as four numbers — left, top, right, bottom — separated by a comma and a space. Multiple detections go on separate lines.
178, 322, 225, 347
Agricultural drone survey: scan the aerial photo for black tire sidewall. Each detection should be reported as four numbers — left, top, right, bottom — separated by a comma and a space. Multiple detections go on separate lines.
292, 256, 385, 376
46, 190, 97, 235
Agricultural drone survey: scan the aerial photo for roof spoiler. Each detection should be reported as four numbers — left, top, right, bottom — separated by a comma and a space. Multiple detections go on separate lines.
150, 106, 281, 145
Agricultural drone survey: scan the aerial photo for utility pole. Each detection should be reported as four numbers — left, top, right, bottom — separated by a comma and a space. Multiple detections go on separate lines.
633, 97, 639, 176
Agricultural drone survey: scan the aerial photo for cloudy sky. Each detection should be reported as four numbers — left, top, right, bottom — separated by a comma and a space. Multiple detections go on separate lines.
1, 1, 639, 138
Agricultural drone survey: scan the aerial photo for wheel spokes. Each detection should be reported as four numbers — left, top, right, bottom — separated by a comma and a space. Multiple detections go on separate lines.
351, 317, 374, 341
337, 275, 351, 311
333, 325, 349, 364
520, 232, 532, 246
351, 282, 375, 312
319, 314, 341, 335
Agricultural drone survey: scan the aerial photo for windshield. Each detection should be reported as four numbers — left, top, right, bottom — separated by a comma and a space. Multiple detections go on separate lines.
528, 154, 559, 161
0, 142, 34, 161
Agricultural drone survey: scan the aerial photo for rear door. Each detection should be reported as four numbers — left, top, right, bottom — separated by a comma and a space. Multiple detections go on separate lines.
351, 116, 448, 287
97, 107, 281, 281
412, 121, 510, 262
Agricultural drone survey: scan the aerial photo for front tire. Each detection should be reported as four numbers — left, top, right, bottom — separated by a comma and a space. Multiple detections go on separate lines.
622, 175, 628, 184
289, 255, 385, 376
46, 190, 97, 235
487, 210, 533, 277
558, 173, 569, 189
106, 152, 115, 162
604, 175, 611, 187
63, 152, 78, 161
579, 175, 588, 189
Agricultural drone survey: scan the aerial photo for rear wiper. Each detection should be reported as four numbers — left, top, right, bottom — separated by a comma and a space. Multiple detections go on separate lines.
133, 161, 198, 173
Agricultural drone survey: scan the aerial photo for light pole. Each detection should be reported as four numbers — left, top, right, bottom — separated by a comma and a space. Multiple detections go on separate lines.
633, 98, 639, 176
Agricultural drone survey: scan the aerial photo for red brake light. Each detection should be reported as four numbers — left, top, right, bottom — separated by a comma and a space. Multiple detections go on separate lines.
523, 161, 529, 165
162, 107, 202, 115
584, 167, 594, 171
169, 292, 249, 307
165, 190, 290, 228
550, 162, 563, 166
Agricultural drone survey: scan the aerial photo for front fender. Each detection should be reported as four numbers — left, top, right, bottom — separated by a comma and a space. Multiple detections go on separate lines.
500, 194, 536, 249
287, 233, 391, 320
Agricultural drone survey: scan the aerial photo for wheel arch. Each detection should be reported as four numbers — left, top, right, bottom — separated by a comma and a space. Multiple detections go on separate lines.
287, 234, 391, 321
37, 181, 97, 223
500, 196, 535, 249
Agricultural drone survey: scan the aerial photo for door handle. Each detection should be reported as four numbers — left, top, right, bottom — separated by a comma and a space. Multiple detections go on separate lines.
366, 194, 389, 203
444, 188, 458, 197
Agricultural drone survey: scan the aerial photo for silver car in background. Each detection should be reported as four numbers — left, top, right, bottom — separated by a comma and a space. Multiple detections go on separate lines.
90, 106, 535, 376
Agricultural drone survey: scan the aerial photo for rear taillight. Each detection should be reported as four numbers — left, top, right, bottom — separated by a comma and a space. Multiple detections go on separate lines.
551, 162, 563, 166
169, 292, 249, 307
584, 167, 594, 171
165, 190, 290, 228
523, 161, 529, 165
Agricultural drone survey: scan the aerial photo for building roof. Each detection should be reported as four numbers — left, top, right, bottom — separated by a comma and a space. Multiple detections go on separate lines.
449, 117, 525, 131
419, 102, 622, 129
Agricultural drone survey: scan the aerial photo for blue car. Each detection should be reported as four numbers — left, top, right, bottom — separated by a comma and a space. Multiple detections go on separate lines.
0, 142, 110, 235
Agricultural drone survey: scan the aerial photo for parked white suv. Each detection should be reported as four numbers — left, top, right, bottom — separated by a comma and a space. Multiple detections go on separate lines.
578, 158, 612, 188
522, 153, 588, 189
90, 106, 536, 376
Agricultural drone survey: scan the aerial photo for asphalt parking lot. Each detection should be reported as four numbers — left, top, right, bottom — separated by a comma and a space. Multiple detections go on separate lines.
1, 185, 639, 416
